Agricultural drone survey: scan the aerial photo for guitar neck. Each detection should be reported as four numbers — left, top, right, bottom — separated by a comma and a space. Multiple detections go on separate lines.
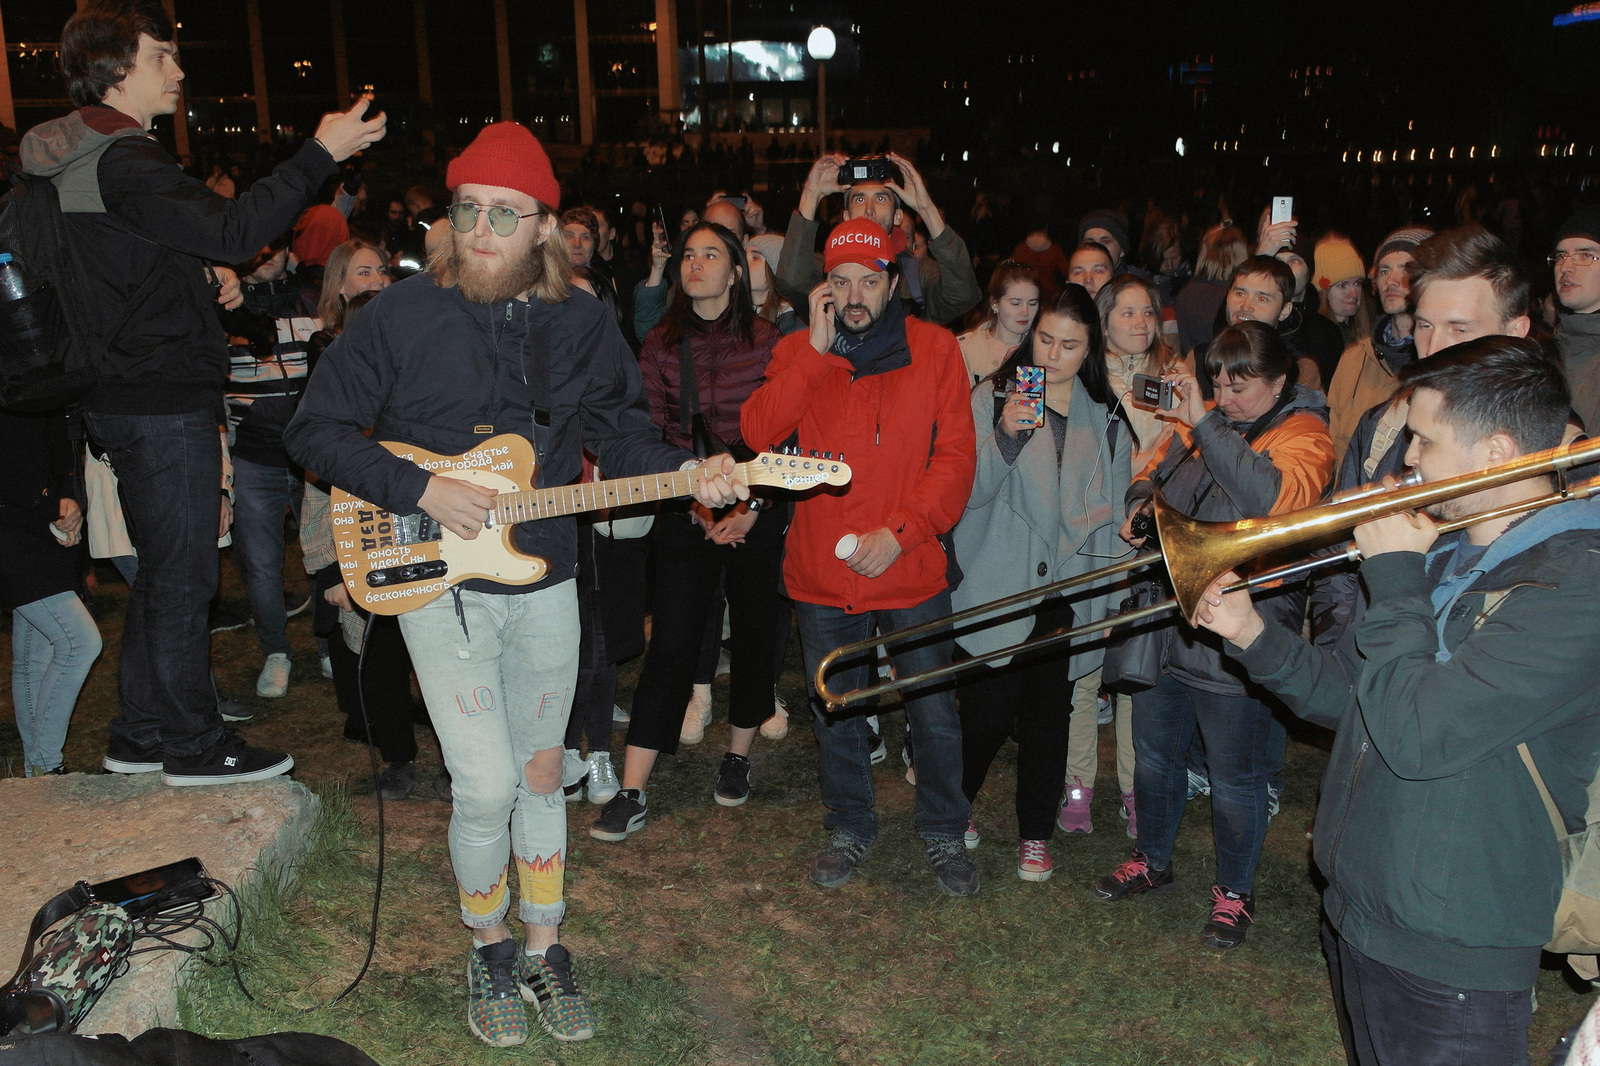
491, 463, 743, 525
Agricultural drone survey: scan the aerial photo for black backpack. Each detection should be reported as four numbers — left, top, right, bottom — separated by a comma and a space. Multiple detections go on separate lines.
0, 155, 162, 413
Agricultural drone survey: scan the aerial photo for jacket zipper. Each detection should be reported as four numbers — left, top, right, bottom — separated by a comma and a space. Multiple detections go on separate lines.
1325, 738, 1369, 892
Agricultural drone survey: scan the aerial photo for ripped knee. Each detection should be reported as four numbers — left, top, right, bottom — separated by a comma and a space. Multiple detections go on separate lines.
523, 747, 563, 794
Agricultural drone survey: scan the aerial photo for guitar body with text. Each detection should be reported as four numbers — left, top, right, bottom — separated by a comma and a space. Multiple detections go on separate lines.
331, 434, 850, 615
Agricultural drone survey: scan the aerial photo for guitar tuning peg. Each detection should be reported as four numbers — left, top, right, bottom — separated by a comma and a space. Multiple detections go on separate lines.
836, 452, 844, 462
824, 451, 834, 460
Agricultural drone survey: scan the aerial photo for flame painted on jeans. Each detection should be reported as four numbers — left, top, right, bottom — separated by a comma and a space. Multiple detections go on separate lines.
459, 867, 509, 918
516, 852, 565, 905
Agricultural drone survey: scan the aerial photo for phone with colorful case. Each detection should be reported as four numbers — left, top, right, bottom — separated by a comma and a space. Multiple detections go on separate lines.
1015, 365, 1045, 426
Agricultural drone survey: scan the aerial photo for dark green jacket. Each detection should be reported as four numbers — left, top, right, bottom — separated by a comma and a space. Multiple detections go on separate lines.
1230, 496, 1600, 991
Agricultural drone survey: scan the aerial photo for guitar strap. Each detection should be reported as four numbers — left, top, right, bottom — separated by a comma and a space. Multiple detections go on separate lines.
528, 308, 552, 474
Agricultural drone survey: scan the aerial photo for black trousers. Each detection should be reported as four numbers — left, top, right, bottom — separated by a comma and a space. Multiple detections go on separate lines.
330, 612, 418, 765
955, 598, 1076, 841
626, 510, 783, 754
1321, 918, 1532, 1066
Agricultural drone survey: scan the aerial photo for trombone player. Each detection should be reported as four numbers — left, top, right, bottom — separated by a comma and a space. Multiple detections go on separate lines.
1195, 337, 1600, 1066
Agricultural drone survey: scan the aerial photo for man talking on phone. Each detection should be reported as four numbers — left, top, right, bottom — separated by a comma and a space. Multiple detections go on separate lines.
777, 153, 980, 327
742, 217, 978, 895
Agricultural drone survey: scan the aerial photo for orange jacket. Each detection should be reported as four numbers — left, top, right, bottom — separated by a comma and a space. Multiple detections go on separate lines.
741, 315, 976, 612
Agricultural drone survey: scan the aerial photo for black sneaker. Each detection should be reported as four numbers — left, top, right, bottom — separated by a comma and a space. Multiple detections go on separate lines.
923, 837, 980, 896
104, 738, 163, 774
809, 829, 873, 888
218, 698, 256, 724
1202, 886, 1255, 950
379, 761, 416, 800
162, 732, 293, 786
714, 752, 751, 807
1090, 850, 1176, 901
589, 789, 647, 841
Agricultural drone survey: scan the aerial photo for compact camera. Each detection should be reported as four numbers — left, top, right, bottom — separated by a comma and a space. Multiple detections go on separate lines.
1132, 372, 1177, 411
837, 158, 897, 186
1129, 511, 1157, 544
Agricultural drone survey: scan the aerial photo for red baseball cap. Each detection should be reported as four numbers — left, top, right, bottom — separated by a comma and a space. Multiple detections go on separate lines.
824, 217, 891, 273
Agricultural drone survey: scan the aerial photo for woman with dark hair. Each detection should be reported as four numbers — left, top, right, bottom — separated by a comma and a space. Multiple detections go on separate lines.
957, 259, 1041, 384
1091, 320, 1333, 951
950, 284, 1133, 881
590, 221, 784, 841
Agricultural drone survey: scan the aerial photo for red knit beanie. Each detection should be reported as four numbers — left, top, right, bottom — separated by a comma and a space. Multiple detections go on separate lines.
290, 204, 348, 268
445, 122, 561, 210
824, 217, 891, 273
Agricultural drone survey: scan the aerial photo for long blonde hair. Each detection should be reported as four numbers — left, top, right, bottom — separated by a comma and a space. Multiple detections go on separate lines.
1095, 274, 1175, 376
427, 201, 571, 304
316, 239, 383, 326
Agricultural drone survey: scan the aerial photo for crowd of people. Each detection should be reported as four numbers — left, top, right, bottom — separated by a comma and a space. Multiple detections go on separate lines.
12, 2, 1600, 1062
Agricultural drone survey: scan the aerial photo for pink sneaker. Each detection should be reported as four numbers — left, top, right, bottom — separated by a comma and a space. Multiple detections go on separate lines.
1017, 839, 1053, 882
1121, 791, 1138, 840
1056, 778, 1093, 834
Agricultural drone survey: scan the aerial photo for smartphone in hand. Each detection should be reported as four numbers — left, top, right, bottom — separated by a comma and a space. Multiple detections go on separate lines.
1015, 365, 1045, 425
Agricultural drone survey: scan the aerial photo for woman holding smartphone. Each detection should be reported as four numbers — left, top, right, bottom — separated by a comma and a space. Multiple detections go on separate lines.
950, 285, 1132, 881
1090, 321, 1333, 950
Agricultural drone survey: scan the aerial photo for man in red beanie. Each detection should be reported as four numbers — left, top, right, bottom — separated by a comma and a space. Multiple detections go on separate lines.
742, 216, 979, 896
287, 121, 744, 1048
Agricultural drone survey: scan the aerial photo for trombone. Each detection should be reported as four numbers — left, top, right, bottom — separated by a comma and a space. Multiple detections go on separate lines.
815, 435, 1600, 711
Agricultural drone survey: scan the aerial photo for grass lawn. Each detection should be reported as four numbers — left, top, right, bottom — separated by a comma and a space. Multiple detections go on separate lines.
3, 555, 1595, 1065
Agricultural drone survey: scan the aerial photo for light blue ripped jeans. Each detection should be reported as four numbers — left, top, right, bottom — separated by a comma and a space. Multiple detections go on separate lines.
398, 581, 578, 930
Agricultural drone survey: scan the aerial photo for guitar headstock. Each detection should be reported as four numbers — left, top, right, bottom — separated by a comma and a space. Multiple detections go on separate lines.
742, 450, 853, 491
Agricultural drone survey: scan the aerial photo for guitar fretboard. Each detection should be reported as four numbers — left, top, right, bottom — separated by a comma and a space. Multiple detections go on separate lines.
492, 465, 716, 525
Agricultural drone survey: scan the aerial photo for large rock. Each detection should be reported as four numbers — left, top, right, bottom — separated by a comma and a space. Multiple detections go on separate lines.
0, 772, 319, 1036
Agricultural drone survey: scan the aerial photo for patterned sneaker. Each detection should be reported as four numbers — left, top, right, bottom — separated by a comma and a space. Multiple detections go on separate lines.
467, 939, 529, 1047
760, 696, 789, 739
1266, 783, 1282, 826
1017, 839, 1053, 882
1057, 777, 1094, 834
590, 789, 647, 841
1090, 850, 1175, 901
964, 818, 980, 850
809, 829, 873, 888
924, 838, 980, 896
1202, 886, 1255, 950
680, 684, 712, 745
517, 943, 595, 1042
1120, 791, 1139, 840
714, 752, 752, 807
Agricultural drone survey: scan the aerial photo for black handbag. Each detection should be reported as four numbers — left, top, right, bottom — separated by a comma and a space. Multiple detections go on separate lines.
1100, 574, 1165, 692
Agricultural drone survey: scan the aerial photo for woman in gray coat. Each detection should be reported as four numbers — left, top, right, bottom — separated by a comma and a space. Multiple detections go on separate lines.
951, 285, 1135, 882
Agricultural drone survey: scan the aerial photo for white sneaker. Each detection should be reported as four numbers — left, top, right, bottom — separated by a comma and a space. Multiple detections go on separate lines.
760, 696, 789, 740
586, 751, 620, 804
320, 654, 334, 679
715, 648, 732, 677
680, 684, 712, 745
612, 703, 631, 728
255, 653, 290, 698
561, 748, 588, 803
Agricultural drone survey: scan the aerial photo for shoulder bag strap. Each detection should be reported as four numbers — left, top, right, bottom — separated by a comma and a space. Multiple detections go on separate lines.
2, 882, 93, 996
676, 335, 701, 439
1364, 399, 1409, 481
1518, 742, 1567, 839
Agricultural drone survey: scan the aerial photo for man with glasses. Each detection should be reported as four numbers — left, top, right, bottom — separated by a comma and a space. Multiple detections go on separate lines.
1552, 207, 1600, 435
287, 122, 744, 1048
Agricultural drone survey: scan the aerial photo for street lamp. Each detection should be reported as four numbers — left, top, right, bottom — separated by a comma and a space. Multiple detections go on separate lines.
807, 26, 836, 155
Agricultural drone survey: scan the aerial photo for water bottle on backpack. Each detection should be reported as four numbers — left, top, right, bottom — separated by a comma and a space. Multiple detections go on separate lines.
0, 250, 59, 393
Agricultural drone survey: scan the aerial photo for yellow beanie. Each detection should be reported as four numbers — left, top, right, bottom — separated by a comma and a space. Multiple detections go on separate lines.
1314, 237, 1365, 291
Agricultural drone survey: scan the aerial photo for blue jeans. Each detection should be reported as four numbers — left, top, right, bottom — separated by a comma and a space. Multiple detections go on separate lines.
85, 409, 224, 760
13, 592, 102, 773
398, 582, 579, 929
230, 456, 303, 658
796, 591, 968, 844
1322, 919, 1532, 1066
1131, 673, 1272, 893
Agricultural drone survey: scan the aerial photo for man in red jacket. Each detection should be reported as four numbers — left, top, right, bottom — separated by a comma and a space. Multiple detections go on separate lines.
741, 217, 978, 894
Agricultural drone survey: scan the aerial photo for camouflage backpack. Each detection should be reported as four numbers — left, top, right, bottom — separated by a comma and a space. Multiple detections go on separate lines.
2, 883, 133, 1036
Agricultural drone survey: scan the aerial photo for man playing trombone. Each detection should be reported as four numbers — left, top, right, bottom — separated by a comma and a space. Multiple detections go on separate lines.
1195, 336, 1600, 1066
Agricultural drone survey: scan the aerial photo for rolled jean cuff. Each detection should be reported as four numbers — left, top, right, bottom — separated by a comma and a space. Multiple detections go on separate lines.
519, 900, 566, 927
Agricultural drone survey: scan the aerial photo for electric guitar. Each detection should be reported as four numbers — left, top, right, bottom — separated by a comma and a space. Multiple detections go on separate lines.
330, 434, 851, 615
